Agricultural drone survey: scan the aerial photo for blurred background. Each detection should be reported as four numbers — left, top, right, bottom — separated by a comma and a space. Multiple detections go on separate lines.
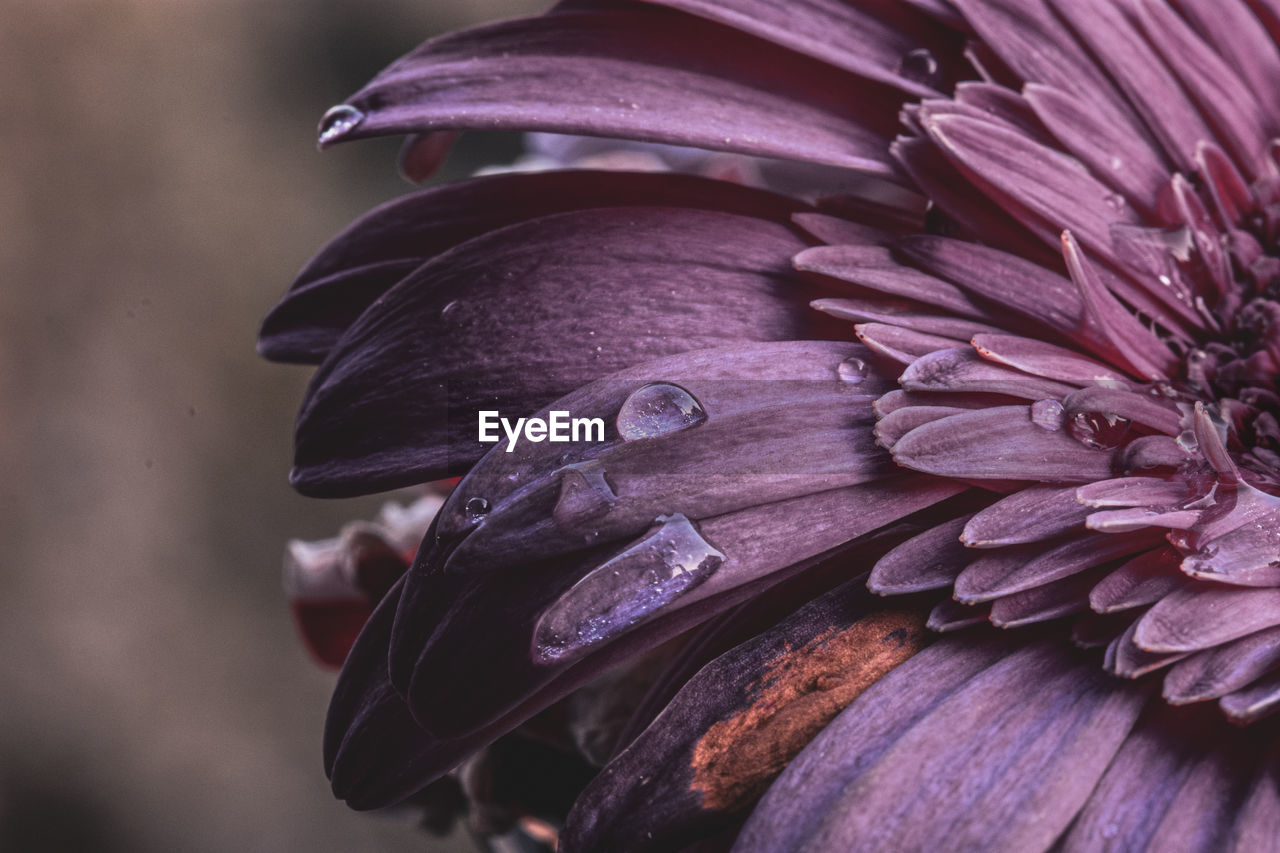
0, 1, 542, 849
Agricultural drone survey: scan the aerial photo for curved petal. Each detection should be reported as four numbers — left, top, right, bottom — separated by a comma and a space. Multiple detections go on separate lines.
561, 579, 927, 853
322, 7, 905, 174
261, 171, 808, 363
292, 208, 840, 496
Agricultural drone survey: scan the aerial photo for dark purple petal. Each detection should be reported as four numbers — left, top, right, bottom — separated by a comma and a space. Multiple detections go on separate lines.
1172, 0, 1280, 136
988, 567, 1106, 627
392, 475, 959, 738
812, 297, 1004, 340
428, 344, 894, 576
892, 406, 1118, 481
1136, 0, 1268, 176
1135, 587, 1280, 654
1220, 671, 1280, 724
560, 580, 927, 853
899, 347, 1078, 398
734, 633, 1017, 853
1048, 0, 1214, 172
1164, 625, 1280, 703
794, 245, 995, 319
874, 405, 969, 450
868, 514, 977, 593
1110, 619, 1192, 678
927, 598, 992, 631
1061, 705, 1225, 851
262, 171, 807, 363
971, 333, 1126, 383
1089, 546, 1187, 613
327, 7, 904, 173
292, 209, 837, 496
1023, 83, 1169, 212
1226, 745, 1280, 849
633, 0, 959, 96
1144, 726, 1265, 849
946, 0, 1132, 113
962, 484, 1091, 547
894, 235, 1082, 339
955, 529, 1163, 602
856, 323, 966, 364
738, 639, 1149, 852
921, 112, 1141, 252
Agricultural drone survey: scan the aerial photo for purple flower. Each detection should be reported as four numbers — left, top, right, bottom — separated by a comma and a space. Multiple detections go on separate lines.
262, 1, 1280, 849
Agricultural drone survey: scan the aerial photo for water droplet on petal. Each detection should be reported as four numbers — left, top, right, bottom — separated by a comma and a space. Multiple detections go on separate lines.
1104, 193, 1128, 213
318, 104, 364, 146
464, 496, 490, 522
617, 383, 707, 440
534, 513, 724, 661
552, 461, 618, 536
896, 48, 942, 88
837, 357, 868, 385
1161, 226, 1193, 262
1067, 411, 1131, 449
1030, 399, 1065, 431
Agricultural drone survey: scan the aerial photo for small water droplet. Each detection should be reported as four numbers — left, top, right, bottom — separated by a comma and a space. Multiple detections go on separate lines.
1161, 227, 1193, 262
1030, 399, 1065, 431
617, 383, 707, 440
1109, 156, 1123, 171
534, 513, 724, 661
552, 461, 618, 535
440, 300, 460, 320
1067, 411, 1131, 449
317, 104, 364, 146
1104, 193, 1128, 213
837, 357, 868, 385
464, 496, 490, 522
896, 48, 942, 88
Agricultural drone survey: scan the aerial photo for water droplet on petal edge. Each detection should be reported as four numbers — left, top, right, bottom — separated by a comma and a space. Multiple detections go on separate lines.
533, 513, 724, 661
317, 104, 364, 147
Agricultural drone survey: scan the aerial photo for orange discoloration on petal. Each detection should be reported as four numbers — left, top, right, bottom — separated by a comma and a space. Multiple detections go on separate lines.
689, 609, 928, 811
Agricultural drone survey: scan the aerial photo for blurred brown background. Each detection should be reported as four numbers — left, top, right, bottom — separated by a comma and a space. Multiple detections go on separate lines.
0, 1, 541, 849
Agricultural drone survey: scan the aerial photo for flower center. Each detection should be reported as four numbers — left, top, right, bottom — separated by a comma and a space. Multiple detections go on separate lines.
1166, 164, 1280, 493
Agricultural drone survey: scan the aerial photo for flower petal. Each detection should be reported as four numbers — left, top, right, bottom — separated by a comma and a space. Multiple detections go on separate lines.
1135, 587, 1280, 654
292, 209, 835, 496
634, 0, 959, 96
892, 406, 1118, 481
869, 513, 977, 593
1163, 625, 1280, 703
327, 7, 904, 173
262, 171, 807, 363
739, 638, 1148, 852
961, 484, 1092, 547
561, 580, 927, 853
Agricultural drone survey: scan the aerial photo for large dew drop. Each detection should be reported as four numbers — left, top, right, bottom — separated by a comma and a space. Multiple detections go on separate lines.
317, 104, 365, 147
534, 513, 724, 662
616, 383, 707, 440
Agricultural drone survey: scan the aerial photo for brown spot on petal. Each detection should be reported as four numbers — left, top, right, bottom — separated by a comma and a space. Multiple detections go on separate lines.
689, 609, 928, 811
